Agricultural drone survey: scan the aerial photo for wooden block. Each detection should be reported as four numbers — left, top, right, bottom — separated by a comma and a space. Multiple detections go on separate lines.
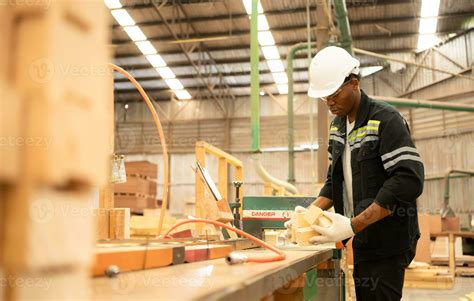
295, 227, 319, 246
3, 186, 95, 272
264, 230, 284, 246
6, 268, 90, 301
99, 183, 114, 209
295, 211, 310, 228
442, 217, 460, 232
415, 213, 432, 263
0, 82, 20, 183
130, 215, 177, 237
184, 245, 232, 263
125, 161, 158, 179
304, 205, 324, 225
317, 214, 332, 228
93, 208, 109, 240
13, 1, 112, 187
170, 229, 198, 239
429, 214, 443, 234
92, 245, 177, 276
109, 208, 130, 240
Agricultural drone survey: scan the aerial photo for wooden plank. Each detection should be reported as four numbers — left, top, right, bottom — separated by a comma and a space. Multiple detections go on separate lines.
196, 141, 243, 167
218, 157, 228, 201
3, 186, 95, 272
295, 227, 319, 246
92, 245, 178, 276
449, 233, 455, 276
109, 208, 130, 240
304, 205, 324, 225
184, 245, 232, 263
13, 1, 111, 187
415, 213, 432, 263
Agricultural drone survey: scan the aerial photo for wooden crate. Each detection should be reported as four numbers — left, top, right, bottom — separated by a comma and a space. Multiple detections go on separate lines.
114, 176, 157, 197
114, 194, 157, 214
2, 186, 96, 272
125, 161, 158, 179
93, 208, 110, 240
12, 0, 112, 187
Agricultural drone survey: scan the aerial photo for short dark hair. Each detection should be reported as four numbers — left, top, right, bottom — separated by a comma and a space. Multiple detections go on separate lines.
344, 73, 361, 82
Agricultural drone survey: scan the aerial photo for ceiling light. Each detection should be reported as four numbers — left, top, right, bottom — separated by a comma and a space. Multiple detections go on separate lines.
258, 31, 275, 46
124, 103, 129, 109
175, 90, 192, 100
165, 78, 184, 90
156, 67, 176, 79
360, 66, 384, 77
277, 84, 288, 94
272, 72, 288, 84
123, 26, 146, 41
420, 0, 440, 17
111, 9, 135, 26
135, 41, 157, 55
104, 0, 122, 9
261, 45, 280, 60
259, 91, 265, 96
242, 0, 263, 15
258, 15, 269, 31
146, 54, 167, 67
267, 59, 285, 72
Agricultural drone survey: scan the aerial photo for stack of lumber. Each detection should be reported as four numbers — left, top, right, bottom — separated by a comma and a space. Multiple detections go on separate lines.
459, 291, 474, 301
114, 161, 159, 214
0, 1, 112, 300
404, 263, 454, 289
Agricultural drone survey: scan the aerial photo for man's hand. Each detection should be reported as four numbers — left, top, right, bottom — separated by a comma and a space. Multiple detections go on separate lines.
281, 206, 307, 239
310, 212, 355, 244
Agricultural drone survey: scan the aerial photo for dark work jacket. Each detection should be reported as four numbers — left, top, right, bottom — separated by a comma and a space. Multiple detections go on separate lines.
319, 91, 424, 262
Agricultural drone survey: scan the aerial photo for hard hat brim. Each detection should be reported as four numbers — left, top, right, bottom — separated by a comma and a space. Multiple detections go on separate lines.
307, 76, 345, 99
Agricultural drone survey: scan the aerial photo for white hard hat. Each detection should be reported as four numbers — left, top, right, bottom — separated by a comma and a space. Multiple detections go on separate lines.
308, 46, 360, 98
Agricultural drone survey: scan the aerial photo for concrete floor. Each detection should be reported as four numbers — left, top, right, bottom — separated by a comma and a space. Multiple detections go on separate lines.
402, 277, 474, 300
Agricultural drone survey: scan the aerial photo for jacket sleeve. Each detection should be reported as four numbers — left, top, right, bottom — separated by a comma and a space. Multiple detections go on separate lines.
318, 144, 333, 200
375, 113, 425, 211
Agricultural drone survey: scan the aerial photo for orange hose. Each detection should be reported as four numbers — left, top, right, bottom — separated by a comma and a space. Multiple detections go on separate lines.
109, 63, 169, 235
163, 219, 286, 263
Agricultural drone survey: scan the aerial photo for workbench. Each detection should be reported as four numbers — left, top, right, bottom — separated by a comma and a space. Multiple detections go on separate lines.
91, 248, 340, 301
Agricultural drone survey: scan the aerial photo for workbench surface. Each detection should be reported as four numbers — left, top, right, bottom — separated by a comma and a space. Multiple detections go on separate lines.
91, 248, 334, 301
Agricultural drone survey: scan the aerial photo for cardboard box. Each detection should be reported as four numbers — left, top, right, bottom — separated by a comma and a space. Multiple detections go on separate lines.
12, 1, 112, 187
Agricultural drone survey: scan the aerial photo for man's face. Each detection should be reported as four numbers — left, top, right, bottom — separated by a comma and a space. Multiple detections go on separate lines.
322, 79, 359, 117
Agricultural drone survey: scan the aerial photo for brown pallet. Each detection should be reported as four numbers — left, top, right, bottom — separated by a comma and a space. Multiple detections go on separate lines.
114, 176, 157, 196
124, 161, 158, 179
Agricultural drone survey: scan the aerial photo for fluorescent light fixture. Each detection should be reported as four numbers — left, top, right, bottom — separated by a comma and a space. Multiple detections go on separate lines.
174, 90, 192, 100
261, 45, 280, 60
258, 31, 275, 46
258, 15, 269, 31
146, 54, 167, 67
259, 91, 265, 96
267, 59, 285, 73
272, 72, 288, 84
165, 78, 184, 90
111, 9, 135, 26
242, 0, 263, 15
360, 66, 384, 77
135, 41, 157, 55
156, 67, 176, 79
123, 26, 146, 41
417, 35, 440, 51
124, 103, 129, 109
418, 18, 438, 34
417, 0, 440, 51
420, 0, 440, 17
277, 84, 288, 94
104, 0, 122, 9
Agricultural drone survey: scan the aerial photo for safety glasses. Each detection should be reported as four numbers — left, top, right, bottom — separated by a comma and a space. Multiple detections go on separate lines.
320, 78, 355, 102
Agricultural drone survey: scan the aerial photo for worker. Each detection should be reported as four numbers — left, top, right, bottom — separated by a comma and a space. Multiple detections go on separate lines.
286, 46, 425, 300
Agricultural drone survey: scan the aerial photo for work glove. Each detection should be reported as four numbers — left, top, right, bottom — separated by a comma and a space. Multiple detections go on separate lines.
281, 206, 307, 239
310, 211, 355, 244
